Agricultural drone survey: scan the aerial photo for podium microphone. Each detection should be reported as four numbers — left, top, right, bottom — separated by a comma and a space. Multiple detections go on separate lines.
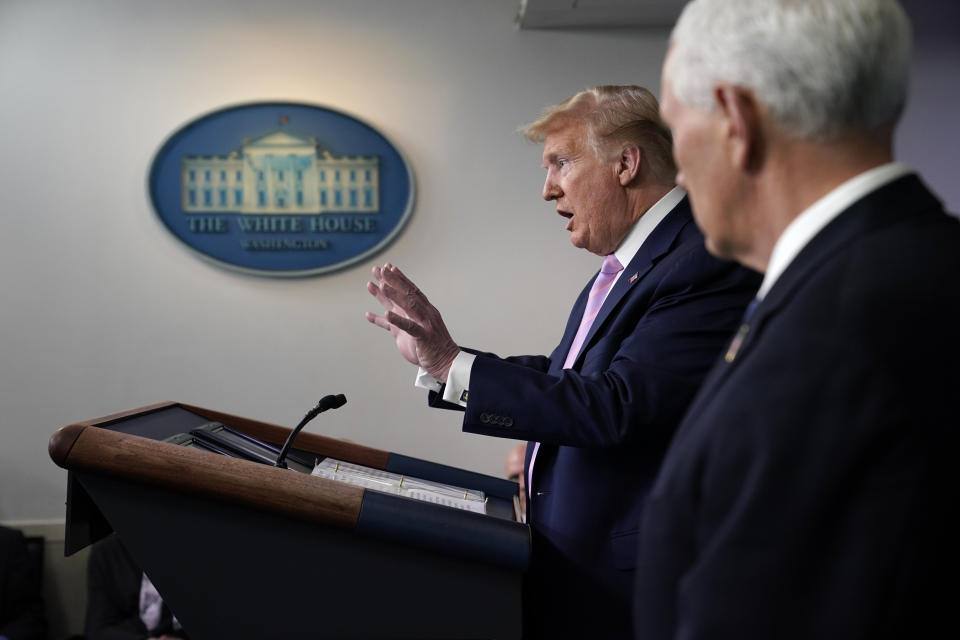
275, 394, 347, 469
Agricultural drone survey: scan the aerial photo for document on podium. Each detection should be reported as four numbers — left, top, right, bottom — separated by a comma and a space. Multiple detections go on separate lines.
311, 458, 487, 514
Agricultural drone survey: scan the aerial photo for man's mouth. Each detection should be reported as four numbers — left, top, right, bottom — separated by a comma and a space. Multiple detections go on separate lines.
557, 210, 574, 230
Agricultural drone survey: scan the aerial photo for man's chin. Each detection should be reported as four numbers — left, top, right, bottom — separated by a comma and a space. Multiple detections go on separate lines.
570, 235, 611, 256
704, 236, 751, 268
704, 236, 731, 260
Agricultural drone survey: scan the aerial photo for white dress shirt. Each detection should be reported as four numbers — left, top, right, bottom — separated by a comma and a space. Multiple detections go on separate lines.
416, 186, 688, 406
757, 162, 913, 301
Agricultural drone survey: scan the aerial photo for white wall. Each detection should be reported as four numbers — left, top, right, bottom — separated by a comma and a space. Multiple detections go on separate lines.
0, 0, 955, 524
896, 0, 960, 211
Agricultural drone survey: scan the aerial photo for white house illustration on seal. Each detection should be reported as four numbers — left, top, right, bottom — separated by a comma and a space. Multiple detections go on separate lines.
181, 128, 379, 214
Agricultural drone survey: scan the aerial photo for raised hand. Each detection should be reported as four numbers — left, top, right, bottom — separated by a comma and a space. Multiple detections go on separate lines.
365, 263, 460, 381
366, 264, 420, 366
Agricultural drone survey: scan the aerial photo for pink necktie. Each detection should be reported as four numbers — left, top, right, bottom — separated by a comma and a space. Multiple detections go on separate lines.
527, 254, 623, 503
562, 253, 624, 369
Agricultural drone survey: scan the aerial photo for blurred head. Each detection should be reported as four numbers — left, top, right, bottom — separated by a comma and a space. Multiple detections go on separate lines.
661, 0, 912, 263
522, 86, 676, 255
666, 0, 911, 141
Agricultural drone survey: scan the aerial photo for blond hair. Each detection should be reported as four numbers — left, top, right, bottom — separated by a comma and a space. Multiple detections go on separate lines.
522, 85, 676, 185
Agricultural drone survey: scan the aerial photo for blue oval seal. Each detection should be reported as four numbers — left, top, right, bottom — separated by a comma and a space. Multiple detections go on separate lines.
148, 102, 415, 277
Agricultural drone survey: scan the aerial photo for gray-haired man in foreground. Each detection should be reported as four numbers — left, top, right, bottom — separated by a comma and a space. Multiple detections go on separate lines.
635, 1, 960, 637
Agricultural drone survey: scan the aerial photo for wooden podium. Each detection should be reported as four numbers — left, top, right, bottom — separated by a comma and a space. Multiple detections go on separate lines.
48, 402, 530, 639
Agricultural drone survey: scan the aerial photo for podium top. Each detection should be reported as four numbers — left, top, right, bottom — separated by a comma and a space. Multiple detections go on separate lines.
49, 402, 530, 570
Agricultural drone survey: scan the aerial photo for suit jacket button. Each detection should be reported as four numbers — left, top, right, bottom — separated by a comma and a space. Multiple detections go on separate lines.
479, 413, 490, 424
504, 417, 514, 427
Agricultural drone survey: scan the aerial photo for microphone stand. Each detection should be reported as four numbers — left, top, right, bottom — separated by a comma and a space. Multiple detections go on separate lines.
275, 394, 346, 469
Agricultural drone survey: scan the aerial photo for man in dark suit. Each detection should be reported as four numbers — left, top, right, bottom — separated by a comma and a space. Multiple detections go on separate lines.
86, 534, 189, 640
366, 85, 759, 637
636, 1, 960, 638
0, 525, 46, 640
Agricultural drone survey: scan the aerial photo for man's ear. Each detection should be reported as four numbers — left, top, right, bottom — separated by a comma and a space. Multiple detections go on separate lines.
714, 84, 764, 171
617, 144, 643, 186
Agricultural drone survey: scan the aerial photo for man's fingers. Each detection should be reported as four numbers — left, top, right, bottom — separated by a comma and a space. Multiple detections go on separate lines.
367, 280, 393, 309
365, 311, 393, 332
379, 266, 436, 323
386, 310, 425, 338
381, 282, 428, 322
368, 280, 412, 320
381, 265, 426, 300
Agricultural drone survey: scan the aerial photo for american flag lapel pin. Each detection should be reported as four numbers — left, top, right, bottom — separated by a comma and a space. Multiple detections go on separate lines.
724, 323, 750, 363
628, 272, 639, 284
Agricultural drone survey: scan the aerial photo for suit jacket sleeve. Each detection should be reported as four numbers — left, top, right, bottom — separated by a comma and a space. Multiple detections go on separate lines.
449, 239, 757, 449
426, 352, 550, 412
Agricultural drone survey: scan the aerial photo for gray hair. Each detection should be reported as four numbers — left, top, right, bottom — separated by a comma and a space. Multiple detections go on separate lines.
667, 0, 912, 141
521, 85, 677, 186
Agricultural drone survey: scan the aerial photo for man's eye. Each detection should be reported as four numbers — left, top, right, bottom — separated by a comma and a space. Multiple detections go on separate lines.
557, 159, 567, 167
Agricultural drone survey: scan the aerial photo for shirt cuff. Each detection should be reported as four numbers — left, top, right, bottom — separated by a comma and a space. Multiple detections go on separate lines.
413, 351, 475, 408
415, 366, 443, 393
442, 351, 476, 407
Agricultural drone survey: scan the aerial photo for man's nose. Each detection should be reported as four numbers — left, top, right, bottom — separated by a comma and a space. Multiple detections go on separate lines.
543, 175, 560, 201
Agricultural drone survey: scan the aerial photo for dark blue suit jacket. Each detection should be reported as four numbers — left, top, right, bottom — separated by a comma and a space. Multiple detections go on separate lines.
635, 175, 960, 639
431, 199, 760, 638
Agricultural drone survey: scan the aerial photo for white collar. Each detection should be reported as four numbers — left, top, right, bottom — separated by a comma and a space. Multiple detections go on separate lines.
614, 186, 686, 267
757, 162, 913, 300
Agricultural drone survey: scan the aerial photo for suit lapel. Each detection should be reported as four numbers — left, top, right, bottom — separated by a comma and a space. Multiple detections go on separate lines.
550, 283, 591, 375
678, 174, 942, 429
756, 174, 940, 331
569, 200, 693, 370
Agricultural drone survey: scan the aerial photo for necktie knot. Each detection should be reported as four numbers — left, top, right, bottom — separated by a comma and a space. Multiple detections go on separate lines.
600, 254, 623, 275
